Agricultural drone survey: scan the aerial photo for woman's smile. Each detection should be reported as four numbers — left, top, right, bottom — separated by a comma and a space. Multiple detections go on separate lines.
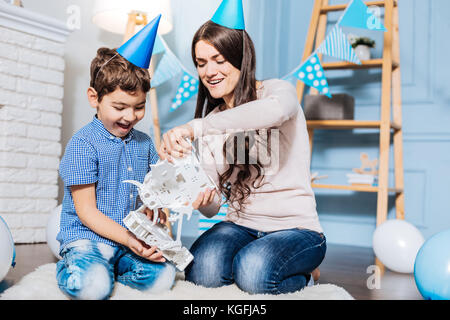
206, 78, 224, 86
195, 40, 241, 107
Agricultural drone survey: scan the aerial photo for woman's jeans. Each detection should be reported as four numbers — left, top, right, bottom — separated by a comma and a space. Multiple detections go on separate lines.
185, 221, 326, 295
56, 240, 176, 300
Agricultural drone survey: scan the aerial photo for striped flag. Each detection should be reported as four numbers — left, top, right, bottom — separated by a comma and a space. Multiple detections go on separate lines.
317, 25, 362, 65
198, 202, 227, 235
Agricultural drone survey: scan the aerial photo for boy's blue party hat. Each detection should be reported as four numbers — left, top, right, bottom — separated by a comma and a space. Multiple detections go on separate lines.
117, 14, 161, 69
211, 0, 245, 30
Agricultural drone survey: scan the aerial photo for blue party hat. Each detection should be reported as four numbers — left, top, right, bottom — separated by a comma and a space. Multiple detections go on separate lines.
117, 14, 161, 69
211, 0, 245, 30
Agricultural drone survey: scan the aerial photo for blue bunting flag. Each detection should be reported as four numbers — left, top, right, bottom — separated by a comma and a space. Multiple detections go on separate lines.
170, 71, 199, 112
317, 25, 362, 65
151, 36, 183, 88
338, 0, 387, 31
295, 53, 332, 98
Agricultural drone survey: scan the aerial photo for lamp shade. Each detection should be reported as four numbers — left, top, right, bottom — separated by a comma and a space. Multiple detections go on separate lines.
92, 0, 173, 35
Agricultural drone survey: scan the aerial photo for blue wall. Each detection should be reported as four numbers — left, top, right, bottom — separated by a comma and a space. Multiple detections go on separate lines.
155, 0, 450, 248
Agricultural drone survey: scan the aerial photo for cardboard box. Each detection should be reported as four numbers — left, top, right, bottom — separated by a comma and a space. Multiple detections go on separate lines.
303, 94, 355, 120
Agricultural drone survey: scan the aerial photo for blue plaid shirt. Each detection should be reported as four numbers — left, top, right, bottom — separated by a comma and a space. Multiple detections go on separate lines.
57, 115, 159, 251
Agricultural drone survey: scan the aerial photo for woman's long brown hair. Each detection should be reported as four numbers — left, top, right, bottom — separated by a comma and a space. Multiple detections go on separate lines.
191, 21, 269, 213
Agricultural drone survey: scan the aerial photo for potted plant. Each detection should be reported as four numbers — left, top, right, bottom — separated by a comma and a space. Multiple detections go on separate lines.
348, 34, 375, 60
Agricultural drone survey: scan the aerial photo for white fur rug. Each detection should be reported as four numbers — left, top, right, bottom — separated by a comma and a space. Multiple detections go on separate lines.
0, 263, 353, 300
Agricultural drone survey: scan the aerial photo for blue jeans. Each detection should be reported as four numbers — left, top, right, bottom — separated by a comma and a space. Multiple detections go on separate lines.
185, 221, 326, 295
56, 240, 176, 300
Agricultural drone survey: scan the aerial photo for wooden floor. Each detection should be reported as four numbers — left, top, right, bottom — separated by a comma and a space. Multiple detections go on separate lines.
0, 243, 422, 300
318, 244, 422, 300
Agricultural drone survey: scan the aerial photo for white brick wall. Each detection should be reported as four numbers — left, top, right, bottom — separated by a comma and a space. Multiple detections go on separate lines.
0, 24, 66, 243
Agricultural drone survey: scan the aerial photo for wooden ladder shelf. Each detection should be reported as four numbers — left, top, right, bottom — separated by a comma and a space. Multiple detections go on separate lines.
298, 0, 404, 271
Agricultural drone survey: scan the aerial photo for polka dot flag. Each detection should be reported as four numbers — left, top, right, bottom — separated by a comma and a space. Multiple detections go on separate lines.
170, 71, 199, 112
296, 53, 331, 98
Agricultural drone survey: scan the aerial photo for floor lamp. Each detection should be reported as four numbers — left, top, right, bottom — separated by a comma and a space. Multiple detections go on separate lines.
93, 0, 174, 233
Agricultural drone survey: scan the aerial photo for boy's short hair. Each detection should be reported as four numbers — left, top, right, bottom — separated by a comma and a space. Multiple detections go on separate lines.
90, 47, 151, 102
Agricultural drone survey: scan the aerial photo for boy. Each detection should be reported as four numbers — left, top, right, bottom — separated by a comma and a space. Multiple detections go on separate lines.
56, 47, 175, 300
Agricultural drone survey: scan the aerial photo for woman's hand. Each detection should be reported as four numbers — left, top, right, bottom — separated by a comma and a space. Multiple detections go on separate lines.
159, 124, 194, 161
192, 188, 217, 210
126, 231, 166, 263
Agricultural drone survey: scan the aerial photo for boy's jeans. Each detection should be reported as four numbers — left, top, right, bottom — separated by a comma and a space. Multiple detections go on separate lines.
185, 221, 326, 295
56, 240, 176, 300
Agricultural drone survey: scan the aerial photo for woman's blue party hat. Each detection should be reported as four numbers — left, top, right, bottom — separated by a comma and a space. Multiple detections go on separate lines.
211, 0, 245, 30
117, 14, 161, 69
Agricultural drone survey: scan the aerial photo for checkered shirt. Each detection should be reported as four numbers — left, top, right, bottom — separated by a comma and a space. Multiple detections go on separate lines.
57, 115, 159, 251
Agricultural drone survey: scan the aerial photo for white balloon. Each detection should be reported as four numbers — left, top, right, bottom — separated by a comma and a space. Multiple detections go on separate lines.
0, 217, 15, 281
373, 219, 425, 273
46, 205, 62, 259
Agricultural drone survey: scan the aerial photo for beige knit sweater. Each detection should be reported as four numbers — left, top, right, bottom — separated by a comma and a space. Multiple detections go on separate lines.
188, 79, 323, 234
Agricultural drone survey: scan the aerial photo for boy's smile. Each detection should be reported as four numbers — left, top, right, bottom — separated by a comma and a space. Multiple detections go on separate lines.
88, 87, 147, 138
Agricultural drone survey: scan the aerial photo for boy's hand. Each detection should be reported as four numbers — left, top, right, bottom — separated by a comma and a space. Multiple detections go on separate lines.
126, 231, 166, 263
143, 208, 167, 225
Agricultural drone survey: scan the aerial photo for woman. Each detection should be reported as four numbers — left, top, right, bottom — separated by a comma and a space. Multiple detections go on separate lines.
159, 20, 326, 295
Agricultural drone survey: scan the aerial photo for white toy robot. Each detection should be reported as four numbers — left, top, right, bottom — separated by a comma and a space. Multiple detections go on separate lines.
123, 142, 217, 271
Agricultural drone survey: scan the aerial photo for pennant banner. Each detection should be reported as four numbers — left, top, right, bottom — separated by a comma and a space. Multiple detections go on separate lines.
154, 0, 390, 109
295, 53, 331, 98
171, 71, 199, 112
151, 36, 183, 88
317, 25, 362, 65
338, 0, 386, 31
152, 35, 166, 56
